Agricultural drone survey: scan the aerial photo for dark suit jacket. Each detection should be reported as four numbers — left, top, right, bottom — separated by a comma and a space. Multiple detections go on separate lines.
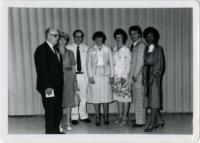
34, 42, 63, 95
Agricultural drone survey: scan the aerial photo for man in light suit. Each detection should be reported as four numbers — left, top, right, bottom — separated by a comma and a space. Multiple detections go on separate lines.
129, 25, 146, 127
66, 29, 91, 125
34, 27, 64, 134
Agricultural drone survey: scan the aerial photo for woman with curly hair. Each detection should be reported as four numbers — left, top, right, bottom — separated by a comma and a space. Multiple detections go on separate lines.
112, 28, 132, 126
142, 27, 165, 132
57, 31, 79, 132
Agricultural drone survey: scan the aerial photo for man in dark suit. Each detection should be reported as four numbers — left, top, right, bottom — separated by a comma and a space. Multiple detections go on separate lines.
34, 27, 64, 134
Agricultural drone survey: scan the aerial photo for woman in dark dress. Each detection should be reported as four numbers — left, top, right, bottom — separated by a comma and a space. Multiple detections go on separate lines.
58, 31, 78, 131
142, 27, 165, 132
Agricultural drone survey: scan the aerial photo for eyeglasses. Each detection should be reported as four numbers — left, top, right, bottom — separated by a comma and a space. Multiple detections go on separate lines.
49, 33, 60, 38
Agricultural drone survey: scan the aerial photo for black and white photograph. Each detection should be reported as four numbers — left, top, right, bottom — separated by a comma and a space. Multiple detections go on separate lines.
0, 0, 199, 143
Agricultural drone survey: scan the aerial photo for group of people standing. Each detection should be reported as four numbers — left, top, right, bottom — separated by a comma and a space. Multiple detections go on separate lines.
34, 25, 165, 134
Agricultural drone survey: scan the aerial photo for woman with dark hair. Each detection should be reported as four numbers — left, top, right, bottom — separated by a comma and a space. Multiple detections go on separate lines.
86, 31, 114, 126
142, 27, 165, 132
57, 31, 79, 131
112, 28, 132, 126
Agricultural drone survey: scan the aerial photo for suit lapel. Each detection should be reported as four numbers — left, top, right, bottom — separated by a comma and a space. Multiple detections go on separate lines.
45, 42, 61, 64
45, 42, 56, 55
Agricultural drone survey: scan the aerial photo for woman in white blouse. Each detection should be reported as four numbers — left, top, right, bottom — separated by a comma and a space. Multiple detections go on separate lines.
86, 31, 114, 126
112, 28, 132, 126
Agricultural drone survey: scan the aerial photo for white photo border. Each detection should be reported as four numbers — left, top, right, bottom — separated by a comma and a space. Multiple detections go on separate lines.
0, 0, 199, 143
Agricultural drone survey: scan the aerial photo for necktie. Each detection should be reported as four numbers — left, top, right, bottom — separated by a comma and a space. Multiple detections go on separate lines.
130, 43, 134, 52
76, 46, 82, 72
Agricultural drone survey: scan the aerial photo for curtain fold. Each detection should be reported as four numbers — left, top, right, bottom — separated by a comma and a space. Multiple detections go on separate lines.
8, 8, 192, 115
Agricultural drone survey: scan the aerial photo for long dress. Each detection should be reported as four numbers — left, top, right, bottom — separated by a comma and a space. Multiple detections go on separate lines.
62, 49, 76, 108
143, 44, 164, 109
112, 46, 132, 102
86, 45, 114, 103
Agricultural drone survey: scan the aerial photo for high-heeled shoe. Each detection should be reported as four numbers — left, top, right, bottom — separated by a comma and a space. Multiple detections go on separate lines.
104, 115, 109, 125
66, 123, 72, 131
144, 125, 157, 132
115, 116, 122, 124
95, 116, 101, 126
154, 121, 165, 129
119, 116, 128, 126
144, 127, 154, 132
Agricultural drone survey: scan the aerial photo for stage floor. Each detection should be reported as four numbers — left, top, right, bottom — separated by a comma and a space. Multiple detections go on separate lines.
8, 113, 192, 134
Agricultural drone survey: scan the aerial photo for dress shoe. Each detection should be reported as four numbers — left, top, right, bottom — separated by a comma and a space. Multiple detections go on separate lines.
66, 123, 72, 131
119, 117, 128, 126
154, 121, 165, 129
104, 117, 109, 125
115, 116, 122, 124
56, 131, 65, 134
46, 130, 65, 134
144, 125, 156, 132
45, 132, 54, 134
144, 127, 154, 132
71, 120, 78, 125
132, 123, 145, 127
55, 128, 66, 134
96, 122, 100, 126
95, 116, 101, 126
131, 119, 136, 123
80, 118, 91, 123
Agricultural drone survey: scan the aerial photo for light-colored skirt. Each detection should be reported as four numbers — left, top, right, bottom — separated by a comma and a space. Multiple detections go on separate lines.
87, 66, 113, 103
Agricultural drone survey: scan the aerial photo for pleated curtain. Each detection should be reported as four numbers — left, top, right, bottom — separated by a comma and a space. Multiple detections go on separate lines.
8, 8, 192, 115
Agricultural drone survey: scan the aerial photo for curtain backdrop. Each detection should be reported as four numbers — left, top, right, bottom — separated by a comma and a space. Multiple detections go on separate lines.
8, 8, 193, 115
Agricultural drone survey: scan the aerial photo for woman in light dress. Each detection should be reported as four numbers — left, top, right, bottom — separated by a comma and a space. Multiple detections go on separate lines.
112, 28, 132, 126
86, 31, 114, 126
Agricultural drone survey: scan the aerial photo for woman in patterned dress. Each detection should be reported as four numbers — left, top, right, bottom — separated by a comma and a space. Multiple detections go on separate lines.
58, 31, 78, 131
86, 31, 114, 126
142, 27, 165, 132
112, 28, 132, 126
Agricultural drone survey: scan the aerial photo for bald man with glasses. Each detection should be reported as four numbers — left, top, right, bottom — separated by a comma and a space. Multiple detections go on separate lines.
34, 27, 64, 134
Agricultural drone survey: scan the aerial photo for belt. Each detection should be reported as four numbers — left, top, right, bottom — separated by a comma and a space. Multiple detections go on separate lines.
76, 72, 84, 74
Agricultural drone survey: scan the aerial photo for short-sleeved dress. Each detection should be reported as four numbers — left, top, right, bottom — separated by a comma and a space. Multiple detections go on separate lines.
62, 49, 76, 108
143, 44, 164, 109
